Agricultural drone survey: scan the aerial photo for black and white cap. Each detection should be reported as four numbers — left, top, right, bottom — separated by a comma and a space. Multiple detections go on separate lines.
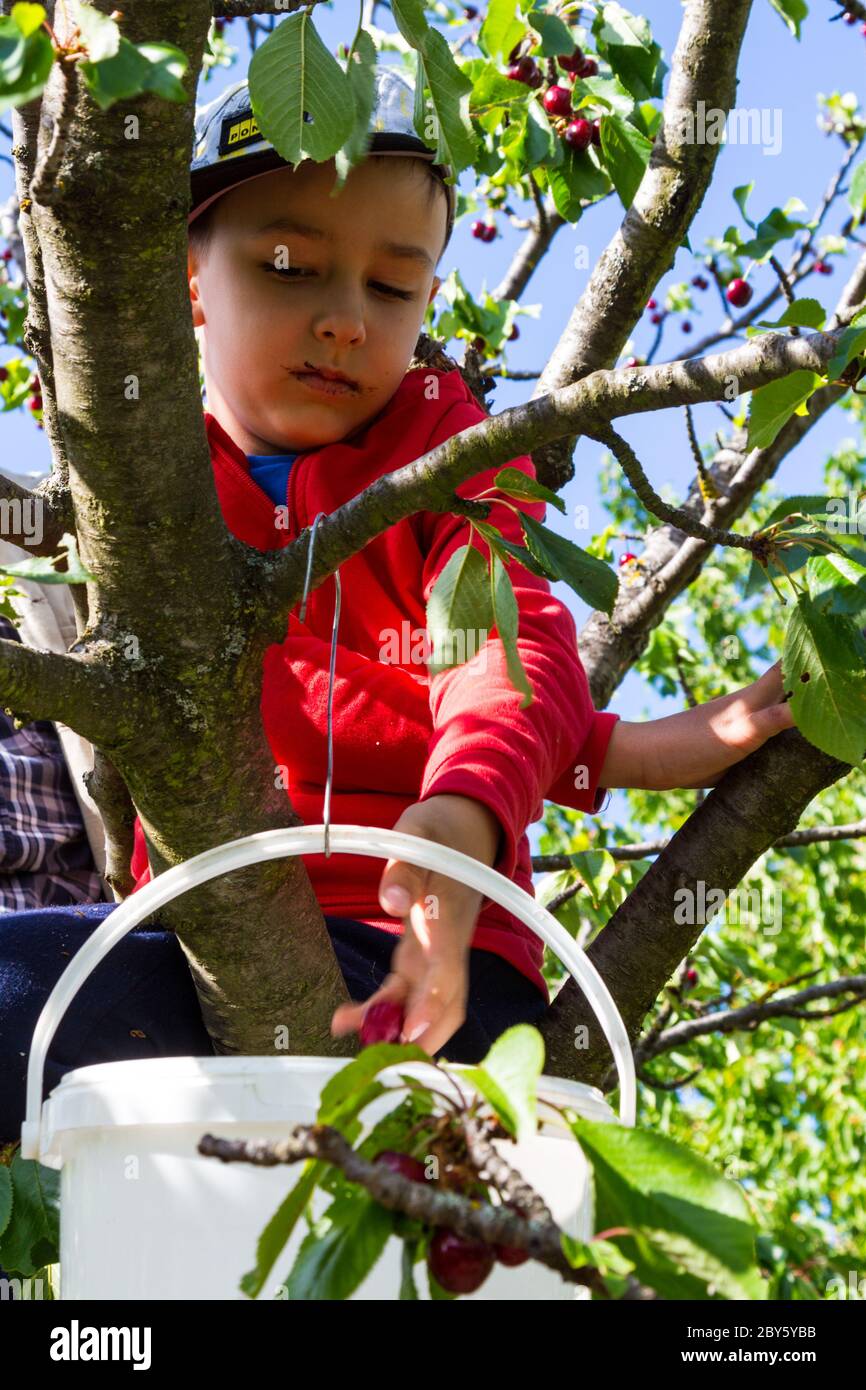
189, 66, 456, 248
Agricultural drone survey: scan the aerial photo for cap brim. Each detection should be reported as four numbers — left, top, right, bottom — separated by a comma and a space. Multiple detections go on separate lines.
189, 133, 454, 225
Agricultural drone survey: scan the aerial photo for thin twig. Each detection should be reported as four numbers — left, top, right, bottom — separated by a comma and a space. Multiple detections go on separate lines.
532, 817, 866, 870
29, 57, 79, 207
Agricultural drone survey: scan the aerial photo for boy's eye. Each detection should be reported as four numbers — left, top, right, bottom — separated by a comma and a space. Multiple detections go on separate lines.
261, 263, 414, 302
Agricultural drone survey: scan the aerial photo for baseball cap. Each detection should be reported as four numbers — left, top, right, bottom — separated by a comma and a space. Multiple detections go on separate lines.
189, 65, 457, 251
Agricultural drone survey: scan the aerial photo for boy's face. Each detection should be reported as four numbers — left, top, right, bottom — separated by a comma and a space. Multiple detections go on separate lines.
187, 156, 446, 456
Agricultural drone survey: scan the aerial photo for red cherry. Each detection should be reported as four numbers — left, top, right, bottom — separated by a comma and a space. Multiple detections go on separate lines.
470, 219, 487, 240
0, 366, 8, 382
814, 259, 833, 275
685, 968, 699, 986
646, 298, 657, 310
862, 24, 866, 38
428, 1229, 495, 1295
494, 1204, 530, 1266
542, 85, 573, 118
623, 357, 641, 368
590, 118, 602, 146
692, 275, 709, 290
374, 1150, 427, 1183
650, 311, 664, 325
844, 10, 857, 22
558, 46, 585, 75
471, 335, 486, 352
563, 118, 592, 151
360, 1000, 405, 1046
483, 224, 497, 242
619, 552, 638, 565
463, 4, 479, 17
508, 323, 519, 340
29, 395, 43, 412
726, 277, 753, 308
682, 320, 692, 333
1, 249, 12, 262
577, 56, 598, 77
507, 56, 540, 86
214, 17, 225, 34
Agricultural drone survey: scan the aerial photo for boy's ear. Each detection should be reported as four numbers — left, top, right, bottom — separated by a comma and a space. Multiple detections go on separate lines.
188, 245, 205, 329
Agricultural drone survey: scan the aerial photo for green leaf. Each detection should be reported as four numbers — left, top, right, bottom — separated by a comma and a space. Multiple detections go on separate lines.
9, 4, 46, 40
390, 0, 430, 48
136, 42, 188, 103
525, 7, 575, 56
546, 144, 610, 220
79, 35, 150, 110
599, 112, 652, 209
473, 519, 550, 579
0, 1155, 59, 1277
782, 593, 866, 765
746, 371, 821, 450
75, 2, 120, 62
733, 182, 755, 227
827, 325, 866, 382
565, 849, 618, 909
755, 298, 826, 331
285, 1189, 393, 1300
426, 542, 493, 675
593, 2, 665, 100
519, 514, 619, 614
249, 11, 354, 167
416, 27, 479, 174
0, 532, 95, 586
0, 6, 53, 114
241, 1160, 325, 1298
570, 1119, 767, 1301
805, 552, 866, 618
492, 466, 566, 514
740, 207, 809, 262
574, 73, 635, 116
478, 0, 526, 62
0, 1163, 11, 1239
766, 0, 808, 38
336, 26, 378, 172
848, 160, 866, 219
490, 552, 532, 707
462, 1024, 545, 1140
317, 1043, 430, 1128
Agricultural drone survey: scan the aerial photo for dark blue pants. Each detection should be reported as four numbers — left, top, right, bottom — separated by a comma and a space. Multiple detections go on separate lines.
0, 904, 548, 1142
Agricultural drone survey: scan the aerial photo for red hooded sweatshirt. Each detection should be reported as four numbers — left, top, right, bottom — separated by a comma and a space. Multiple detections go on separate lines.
129, 366, 619, 1000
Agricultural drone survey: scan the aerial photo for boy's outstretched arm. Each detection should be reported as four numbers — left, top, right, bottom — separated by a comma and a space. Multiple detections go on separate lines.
569, 661, 795, 793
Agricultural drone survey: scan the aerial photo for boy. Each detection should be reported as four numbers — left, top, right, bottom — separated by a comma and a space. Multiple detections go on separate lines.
150, 66, 792, 1059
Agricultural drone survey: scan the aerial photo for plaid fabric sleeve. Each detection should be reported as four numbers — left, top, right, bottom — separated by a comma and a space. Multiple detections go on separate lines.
0, 613, 106, 911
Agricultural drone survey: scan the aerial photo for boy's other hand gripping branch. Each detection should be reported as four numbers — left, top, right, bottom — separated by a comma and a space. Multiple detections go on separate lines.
330, 794, 503, 1057
600, 661, 796, 790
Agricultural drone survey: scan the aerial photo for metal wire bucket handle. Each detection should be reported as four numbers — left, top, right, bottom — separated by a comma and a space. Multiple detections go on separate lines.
21, 824, 636, 1159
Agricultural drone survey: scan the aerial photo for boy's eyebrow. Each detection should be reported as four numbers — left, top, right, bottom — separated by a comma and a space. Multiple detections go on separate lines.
252, 215, 434, 271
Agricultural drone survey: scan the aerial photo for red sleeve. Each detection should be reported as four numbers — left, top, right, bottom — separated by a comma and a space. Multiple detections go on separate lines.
413, 398, 607, 879
545, 709, 620, 812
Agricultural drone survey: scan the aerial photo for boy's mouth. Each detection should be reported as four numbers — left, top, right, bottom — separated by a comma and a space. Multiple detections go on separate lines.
290, 364, 360, 396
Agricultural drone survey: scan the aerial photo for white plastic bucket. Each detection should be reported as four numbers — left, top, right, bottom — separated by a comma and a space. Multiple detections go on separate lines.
22, 825, 636, 1301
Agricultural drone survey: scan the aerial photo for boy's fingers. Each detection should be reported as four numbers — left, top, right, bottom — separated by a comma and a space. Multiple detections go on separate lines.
401, 959, 467, 1053
378, 856, 428, 918
748, 700, 796, 741
330, 973, 407, 1037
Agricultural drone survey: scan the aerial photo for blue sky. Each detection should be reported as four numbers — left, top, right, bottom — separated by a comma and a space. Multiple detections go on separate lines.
1, 0, 863, 749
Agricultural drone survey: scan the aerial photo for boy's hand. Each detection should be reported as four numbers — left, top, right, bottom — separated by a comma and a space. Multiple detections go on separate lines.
602, 660, 796, 791
330, 794, 502, 1057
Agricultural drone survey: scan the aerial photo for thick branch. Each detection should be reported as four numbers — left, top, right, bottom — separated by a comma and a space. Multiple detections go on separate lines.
198, 1124, 608, 1294
540, 730, 851, 1085
252, 325, 852, 631
0, 638, 117, 744
0, 471, 66, 554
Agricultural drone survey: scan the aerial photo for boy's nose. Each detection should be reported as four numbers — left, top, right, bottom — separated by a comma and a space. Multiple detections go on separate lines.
312, 294, 366, 350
